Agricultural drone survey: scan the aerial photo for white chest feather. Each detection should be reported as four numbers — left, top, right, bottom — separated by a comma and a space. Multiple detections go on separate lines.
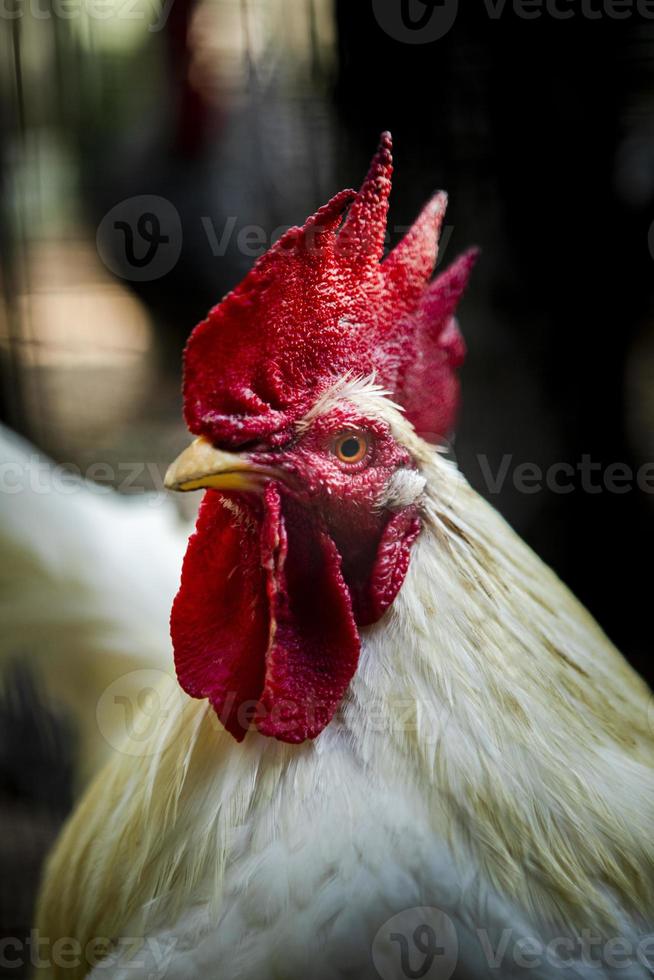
43, 452, 654, 980
87, 721, 653, 980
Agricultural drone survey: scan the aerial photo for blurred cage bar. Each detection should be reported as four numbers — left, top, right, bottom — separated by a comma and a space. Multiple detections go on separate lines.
0, 0, 339, 485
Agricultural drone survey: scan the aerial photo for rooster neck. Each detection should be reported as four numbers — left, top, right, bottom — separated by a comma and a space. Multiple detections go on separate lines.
127, 453, 652, 942
344, 451, 654, 933
38, 451, 654, 978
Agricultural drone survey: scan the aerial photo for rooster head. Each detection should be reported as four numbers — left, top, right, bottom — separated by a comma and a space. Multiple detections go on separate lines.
165, 133, 477, 744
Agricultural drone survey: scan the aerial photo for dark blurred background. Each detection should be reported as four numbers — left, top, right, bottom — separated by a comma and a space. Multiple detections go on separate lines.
1, 0, 653, 969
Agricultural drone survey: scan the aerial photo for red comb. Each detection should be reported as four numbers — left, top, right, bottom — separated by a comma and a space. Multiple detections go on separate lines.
183, 133, 476, 446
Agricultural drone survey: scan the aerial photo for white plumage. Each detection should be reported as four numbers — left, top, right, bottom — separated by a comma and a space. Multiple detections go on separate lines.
0, 424, 191, 780
25, 384, 654, 980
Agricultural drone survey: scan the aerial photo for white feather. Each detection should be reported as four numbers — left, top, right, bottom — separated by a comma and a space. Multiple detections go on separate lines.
0, 424, 192, 779
31, 389, 654, 979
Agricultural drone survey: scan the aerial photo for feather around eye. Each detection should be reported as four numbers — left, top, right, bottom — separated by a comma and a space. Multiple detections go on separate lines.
333, 432, 369, 464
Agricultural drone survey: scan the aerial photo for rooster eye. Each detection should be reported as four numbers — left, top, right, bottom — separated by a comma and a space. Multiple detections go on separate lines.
334, 432, 368, 464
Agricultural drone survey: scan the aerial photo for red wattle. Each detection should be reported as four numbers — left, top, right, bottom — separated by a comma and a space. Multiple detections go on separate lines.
257, 483, 361, 743
170, 491, 269, 741
171, 483, 364, 744
171, 485, 420, 744
359, 507, 422, 627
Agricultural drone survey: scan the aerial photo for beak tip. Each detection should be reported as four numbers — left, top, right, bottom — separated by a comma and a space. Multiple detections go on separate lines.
164, 436, 272, 494
163, 465, 179, 492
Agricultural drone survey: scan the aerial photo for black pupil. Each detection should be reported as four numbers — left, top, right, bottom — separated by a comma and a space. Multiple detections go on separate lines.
340, 437, 361, 459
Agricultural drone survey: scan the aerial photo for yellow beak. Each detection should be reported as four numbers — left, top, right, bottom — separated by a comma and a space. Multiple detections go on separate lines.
164, 436, 275, 493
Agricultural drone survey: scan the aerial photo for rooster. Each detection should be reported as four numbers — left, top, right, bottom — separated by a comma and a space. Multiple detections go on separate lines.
36, 134, 654, 980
